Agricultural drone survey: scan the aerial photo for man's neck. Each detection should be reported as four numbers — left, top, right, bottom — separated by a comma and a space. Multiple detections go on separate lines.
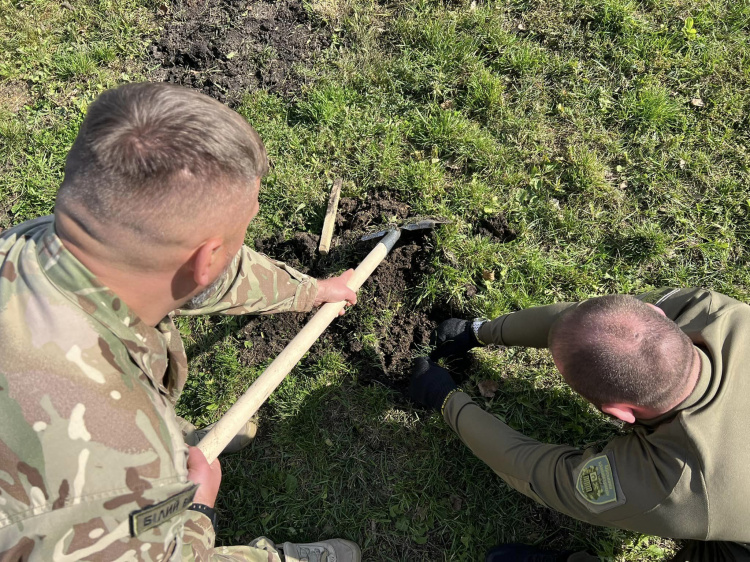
55, 211, 182, 327
636, 347, 703, 420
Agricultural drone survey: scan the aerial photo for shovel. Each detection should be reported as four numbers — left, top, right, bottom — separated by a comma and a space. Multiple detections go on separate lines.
197, 218, 447, 462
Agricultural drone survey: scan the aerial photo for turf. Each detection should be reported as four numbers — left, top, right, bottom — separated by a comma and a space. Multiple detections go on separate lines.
2, 0, 750, 559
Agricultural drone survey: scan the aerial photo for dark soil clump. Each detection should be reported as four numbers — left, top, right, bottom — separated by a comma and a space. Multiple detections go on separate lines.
336, 195, 411, 233
239, 239, 438, 388
351, 240, 437, 380
255, 232, 320, 272
240, 311, 311, 365
151, 0, 331, 103
477, 214, 517, 243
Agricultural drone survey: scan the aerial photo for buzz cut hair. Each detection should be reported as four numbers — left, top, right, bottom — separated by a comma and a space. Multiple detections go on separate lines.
548, 295, 695, 411
56, 82, 268, 233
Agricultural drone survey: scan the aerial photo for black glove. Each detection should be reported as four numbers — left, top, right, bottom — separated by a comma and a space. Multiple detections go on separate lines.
410, 357, 458, 411
430, 318, 482, 361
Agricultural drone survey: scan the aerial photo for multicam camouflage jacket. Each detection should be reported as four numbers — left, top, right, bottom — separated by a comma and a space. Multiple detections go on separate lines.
0, 215, 318, 561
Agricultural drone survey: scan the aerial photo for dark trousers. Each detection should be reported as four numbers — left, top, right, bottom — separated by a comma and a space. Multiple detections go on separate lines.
669, 540, 750, 562
563, 541, 750, 562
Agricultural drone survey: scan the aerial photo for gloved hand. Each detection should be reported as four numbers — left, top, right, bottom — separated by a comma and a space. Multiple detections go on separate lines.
410, 357, 458, 411
430, 318, 482, 361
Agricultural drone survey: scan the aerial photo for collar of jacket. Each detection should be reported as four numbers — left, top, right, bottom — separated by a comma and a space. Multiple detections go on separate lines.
35, 218, 176, 397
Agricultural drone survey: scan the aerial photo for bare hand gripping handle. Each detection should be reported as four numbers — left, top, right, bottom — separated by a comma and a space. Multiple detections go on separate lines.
197, 229, 401, 463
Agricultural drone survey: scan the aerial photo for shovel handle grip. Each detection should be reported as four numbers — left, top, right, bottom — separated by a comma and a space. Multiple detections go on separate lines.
197, 230, 400, 462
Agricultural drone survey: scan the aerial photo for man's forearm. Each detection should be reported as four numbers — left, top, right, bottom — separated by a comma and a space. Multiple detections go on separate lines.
442, 392, 590, 515
478, 302, 578, 348
177, 247, 318, 316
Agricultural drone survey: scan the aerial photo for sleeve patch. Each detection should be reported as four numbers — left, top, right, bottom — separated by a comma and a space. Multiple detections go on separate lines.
129, 484, 198, 537
574, 452, 626, 514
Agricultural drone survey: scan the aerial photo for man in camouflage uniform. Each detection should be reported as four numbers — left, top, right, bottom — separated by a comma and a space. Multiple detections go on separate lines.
0, 83, 361, 561
413, 289, 750, 561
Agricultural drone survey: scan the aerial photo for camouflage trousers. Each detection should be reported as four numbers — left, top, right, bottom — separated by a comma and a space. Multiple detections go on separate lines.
204, 537, 282, 562
176, 417, 285, 561
670, 540, 750, 562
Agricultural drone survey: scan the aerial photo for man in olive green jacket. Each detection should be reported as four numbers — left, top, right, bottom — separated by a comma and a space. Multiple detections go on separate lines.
412, 288, 750, 561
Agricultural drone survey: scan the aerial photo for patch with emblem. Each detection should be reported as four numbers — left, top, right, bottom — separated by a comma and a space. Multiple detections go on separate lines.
129, 484, 198, 537
574, 452, 626, 513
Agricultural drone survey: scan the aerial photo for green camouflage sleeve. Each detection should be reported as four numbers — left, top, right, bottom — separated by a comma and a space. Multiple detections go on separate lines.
177, 246, 318, 316
0, 352, 200, 561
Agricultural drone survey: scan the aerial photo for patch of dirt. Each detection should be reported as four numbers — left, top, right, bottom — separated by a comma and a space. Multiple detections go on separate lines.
349, 239, 438, 380
151, 0, 331, 103
240, 192, 452, 389
477, 214, 517, 242
335, 195, 411, 232
255, 231, 320, 271
0, 80, 31, 114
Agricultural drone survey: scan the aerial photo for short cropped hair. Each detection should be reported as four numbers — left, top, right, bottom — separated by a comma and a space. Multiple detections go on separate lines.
548, 295, 694, 411
57, 82, 268, 234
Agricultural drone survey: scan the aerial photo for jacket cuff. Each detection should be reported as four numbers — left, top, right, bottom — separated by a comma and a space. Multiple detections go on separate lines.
442, 391, 479, 432
293, 278, 318, 312
183, 508, 216, 550
478, 314, 511, 346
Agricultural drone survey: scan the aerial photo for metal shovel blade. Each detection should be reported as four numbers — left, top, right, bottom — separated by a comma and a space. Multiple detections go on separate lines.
360, 218, 450, 241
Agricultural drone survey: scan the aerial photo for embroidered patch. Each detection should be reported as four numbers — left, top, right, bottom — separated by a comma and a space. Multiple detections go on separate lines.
576, 455, 618, 506
129, 484, 198, 537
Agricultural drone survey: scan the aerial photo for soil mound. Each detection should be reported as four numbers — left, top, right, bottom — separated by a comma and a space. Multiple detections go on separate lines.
242, 193, 446, 388
477, 214, 517, 242
151, 0, 331, 103
336, 195, 411, 232
204, 192, 515, 389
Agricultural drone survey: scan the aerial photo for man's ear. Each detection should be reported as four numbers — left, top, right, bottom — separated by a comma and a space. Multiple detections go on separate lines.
601, 403, 637, 424
646, 303, 667, 317
191, 238, 223, 286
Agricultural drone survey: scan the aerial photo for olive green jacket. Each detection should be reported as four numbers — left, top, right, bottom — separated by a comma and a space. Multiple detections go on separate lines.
0, 216, 317, 561
445, 288, 750, 542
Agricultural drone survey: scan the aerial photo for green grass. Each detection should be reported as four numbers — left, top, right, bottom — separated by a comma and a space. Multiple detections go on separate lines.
3, 0, 750, 559
0, 0, 156, 228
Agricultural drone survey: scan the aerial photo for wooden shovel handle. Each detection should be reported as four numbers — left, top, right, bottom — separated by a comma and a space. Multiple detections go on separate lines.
197, 230, 400, 462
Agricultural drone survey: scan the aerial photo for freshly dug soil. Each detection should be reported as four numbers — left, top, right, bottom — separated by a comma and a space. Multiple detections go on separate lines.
238, 193, 444, 388
335, 195, 412, 232
237, 192, 517, 388
151, 0, 331, 103
477, 214, 517, 243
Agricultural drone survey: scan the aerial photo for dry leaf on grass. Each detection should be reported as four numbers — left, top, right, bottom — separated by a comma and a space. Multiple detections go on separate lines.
478, 380, 499, 398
